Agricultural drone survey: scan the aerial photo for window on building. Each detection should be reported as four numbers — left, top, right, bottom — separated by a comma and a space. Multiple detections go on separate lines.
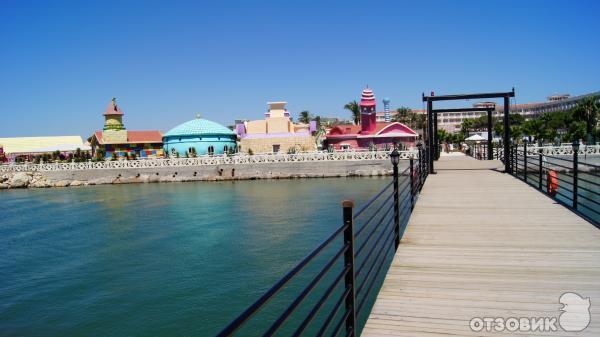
340, 144, 350, 150
272, 144, 280, 153
208, 146, 214, 155
171, 148, 177, 155
223, 145, 228, 153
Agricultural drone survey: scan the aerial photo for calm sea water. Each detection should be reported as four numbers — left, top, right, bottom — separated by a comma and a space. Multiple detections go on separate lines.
0, 177, 394, 337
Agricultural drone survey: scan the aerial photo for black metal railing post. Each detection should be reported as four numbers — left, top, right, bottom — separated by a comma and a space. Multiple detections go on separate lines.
390, 150, 400, 250
513, 143, 518, 176
524, 141, 528, 183
342, 200, 356, 337
573, 140, 579, 210
409, 157, 414, 211
538, 151, 543, 191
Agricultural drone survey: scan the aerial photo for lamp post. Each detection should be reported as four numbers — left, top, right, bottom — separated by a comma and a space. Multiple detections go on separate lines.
390, 148, 400, 249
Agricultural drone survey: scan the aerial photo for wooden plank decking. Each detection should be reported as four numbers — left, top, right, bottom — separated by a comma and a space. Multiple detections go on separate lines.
362, 155, 600, 337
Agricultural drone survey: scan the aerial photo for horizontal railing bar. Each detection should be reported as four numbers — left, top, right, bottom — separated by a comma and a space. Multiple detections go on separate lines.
541, 161, 574, 171
330, 306, 352, 337
554, 189, 573, 201
263, 243, 350, 337
353, 181, 394, 219
315, 287, 351, 337
355, 203, 394, 259
577, 202, 600, 216
576, 192, 600, 207
355, 211, 395, 278
579, 170, 600, 179
553, 175, 575, 187
578, 160, 600, 170
355, 219, 396, 298
576, 184, 600, 196
541, 154, 575, 162
354, 192, 394, 238
216, 223, 348, 337
291, 264, 351, 337
356, 229, 396, 315
577, 175, 600, 188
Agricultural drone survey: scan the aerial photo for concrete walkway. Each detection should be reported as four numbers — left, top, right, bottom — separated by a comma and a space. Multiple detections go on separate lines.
362, 155, 600, 336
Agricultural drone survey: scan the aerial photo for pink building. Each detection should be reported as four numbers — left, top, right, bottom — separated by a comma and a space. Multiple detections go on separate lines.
325, 88, 418, 150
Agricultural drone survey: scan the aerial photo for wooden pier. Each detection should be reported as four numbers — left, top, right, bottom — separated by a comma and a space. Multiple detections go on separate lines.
362, 155, 600, 336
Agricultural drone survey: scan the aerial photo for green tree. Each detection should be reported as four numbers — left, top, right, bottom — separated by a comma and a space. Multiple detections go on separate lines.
299, 110, 311, 124
393, 107, 412, 124
572, 95, 599, 143
344, 101, 361, 125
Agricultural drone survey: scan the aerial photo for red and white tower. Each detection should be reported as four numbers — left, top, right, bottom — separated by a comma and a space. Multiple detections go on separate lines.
360, 87, 377, 134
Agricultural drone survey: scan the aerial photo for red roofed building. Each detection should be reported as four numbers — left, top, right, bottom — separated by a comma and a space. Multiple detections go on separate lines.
88, 99, 164, 159
325, 88, 419, 150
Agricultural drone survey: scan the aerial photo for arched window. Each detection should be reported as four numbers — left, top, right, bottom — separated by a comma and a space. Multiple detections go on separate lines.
223, 145, 228, 153
208, 146, 214, 155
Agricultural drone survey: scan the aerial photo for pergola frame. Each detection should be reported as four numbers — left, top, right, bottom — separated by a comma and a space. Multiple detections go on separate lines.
431, 107, 495, 161
422, 89, 515, 173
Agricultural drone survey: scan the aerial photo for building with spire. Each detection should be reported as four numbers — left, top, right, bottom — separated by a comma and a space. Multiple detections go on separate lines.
88, 99, 163, 159
325, 87, 418, 150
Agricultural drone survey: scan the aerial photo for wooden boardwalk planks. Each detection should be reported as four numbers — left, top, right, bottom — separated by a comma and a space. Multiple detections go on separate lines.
362, 155, 600, 337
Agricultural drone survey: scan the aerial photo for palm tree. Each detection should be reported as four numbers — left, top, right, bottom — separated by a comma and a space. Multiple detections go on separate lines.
393, 107, 412, 124
299, 110, 311, 124
573, 95, 599, 142
344, 101, 361, 125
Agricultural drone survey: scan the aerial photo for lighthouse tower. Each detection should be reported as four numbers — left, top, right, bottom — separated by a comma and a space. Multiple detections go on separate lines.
102, 98, 127, 143
360, 87, 377, 134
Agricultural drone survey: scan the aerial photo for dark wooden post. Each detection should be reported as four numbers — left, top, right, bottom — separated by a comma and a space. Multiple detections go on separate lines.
433, 112, 439, 160
427, 99, 435, 174
503, 95, 511, 173
391, 149, 400, 250
572, 140, 579, 209
524, 141, 528, 183
342, 200, 356, 337
487, 109, 493, 160
409, 157, 414, 211
538, 151, 543, 191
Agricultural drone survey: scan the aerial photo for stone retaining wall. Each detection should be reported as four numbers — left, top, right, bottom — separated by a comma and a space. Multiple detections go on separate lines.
0, 160, 398, 189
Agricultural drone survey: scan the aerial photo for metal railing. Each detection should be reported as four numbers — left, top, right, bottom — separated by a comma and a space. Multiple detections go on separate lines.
215, 146, 429, 337
509, 141, 600, 227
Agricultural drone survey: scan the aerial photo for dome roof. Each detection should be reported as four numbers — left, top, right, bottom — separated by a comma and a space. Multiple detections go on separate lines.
164, 118, 235, 137
382, 97, 391, 104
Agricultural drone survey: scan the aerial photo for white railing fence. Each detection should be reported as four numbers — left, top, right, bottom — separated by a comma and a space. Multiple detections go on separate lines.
0, 150, 417, 173
493, 144, 600, 158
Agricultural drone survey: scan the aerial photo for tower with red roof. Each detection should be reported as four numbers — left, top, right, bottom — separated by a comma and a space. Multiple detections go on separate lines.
360, 87, 377, 134
102, 97, 127, 143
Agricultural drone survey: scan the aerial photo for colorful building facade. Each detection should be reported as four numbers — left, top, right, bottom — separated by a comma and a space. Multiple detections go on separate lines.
89, 99, 163, 158
325, 88, 419, 150
163, 116, 237, 156
235, 102, 318, 154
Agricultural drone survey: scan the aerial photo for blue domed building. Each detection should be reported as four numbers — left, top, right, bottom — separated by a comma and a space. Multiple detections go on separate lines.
163, 116, 237, 156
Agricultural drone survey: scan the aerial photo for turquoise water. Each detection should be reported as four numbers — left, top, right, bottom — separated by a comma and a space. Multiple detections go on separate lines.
0, 177, 394, 337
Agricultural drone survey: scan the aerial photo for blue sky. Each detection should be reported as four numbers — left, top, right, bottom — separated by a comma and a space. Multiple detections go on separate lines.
1, 0, 599, 137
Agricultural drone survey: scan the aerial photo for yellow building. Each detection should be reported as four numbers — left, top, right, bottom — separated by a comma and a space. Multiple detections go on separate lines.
235, 102, 317, 154
0, 136, 90, 161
